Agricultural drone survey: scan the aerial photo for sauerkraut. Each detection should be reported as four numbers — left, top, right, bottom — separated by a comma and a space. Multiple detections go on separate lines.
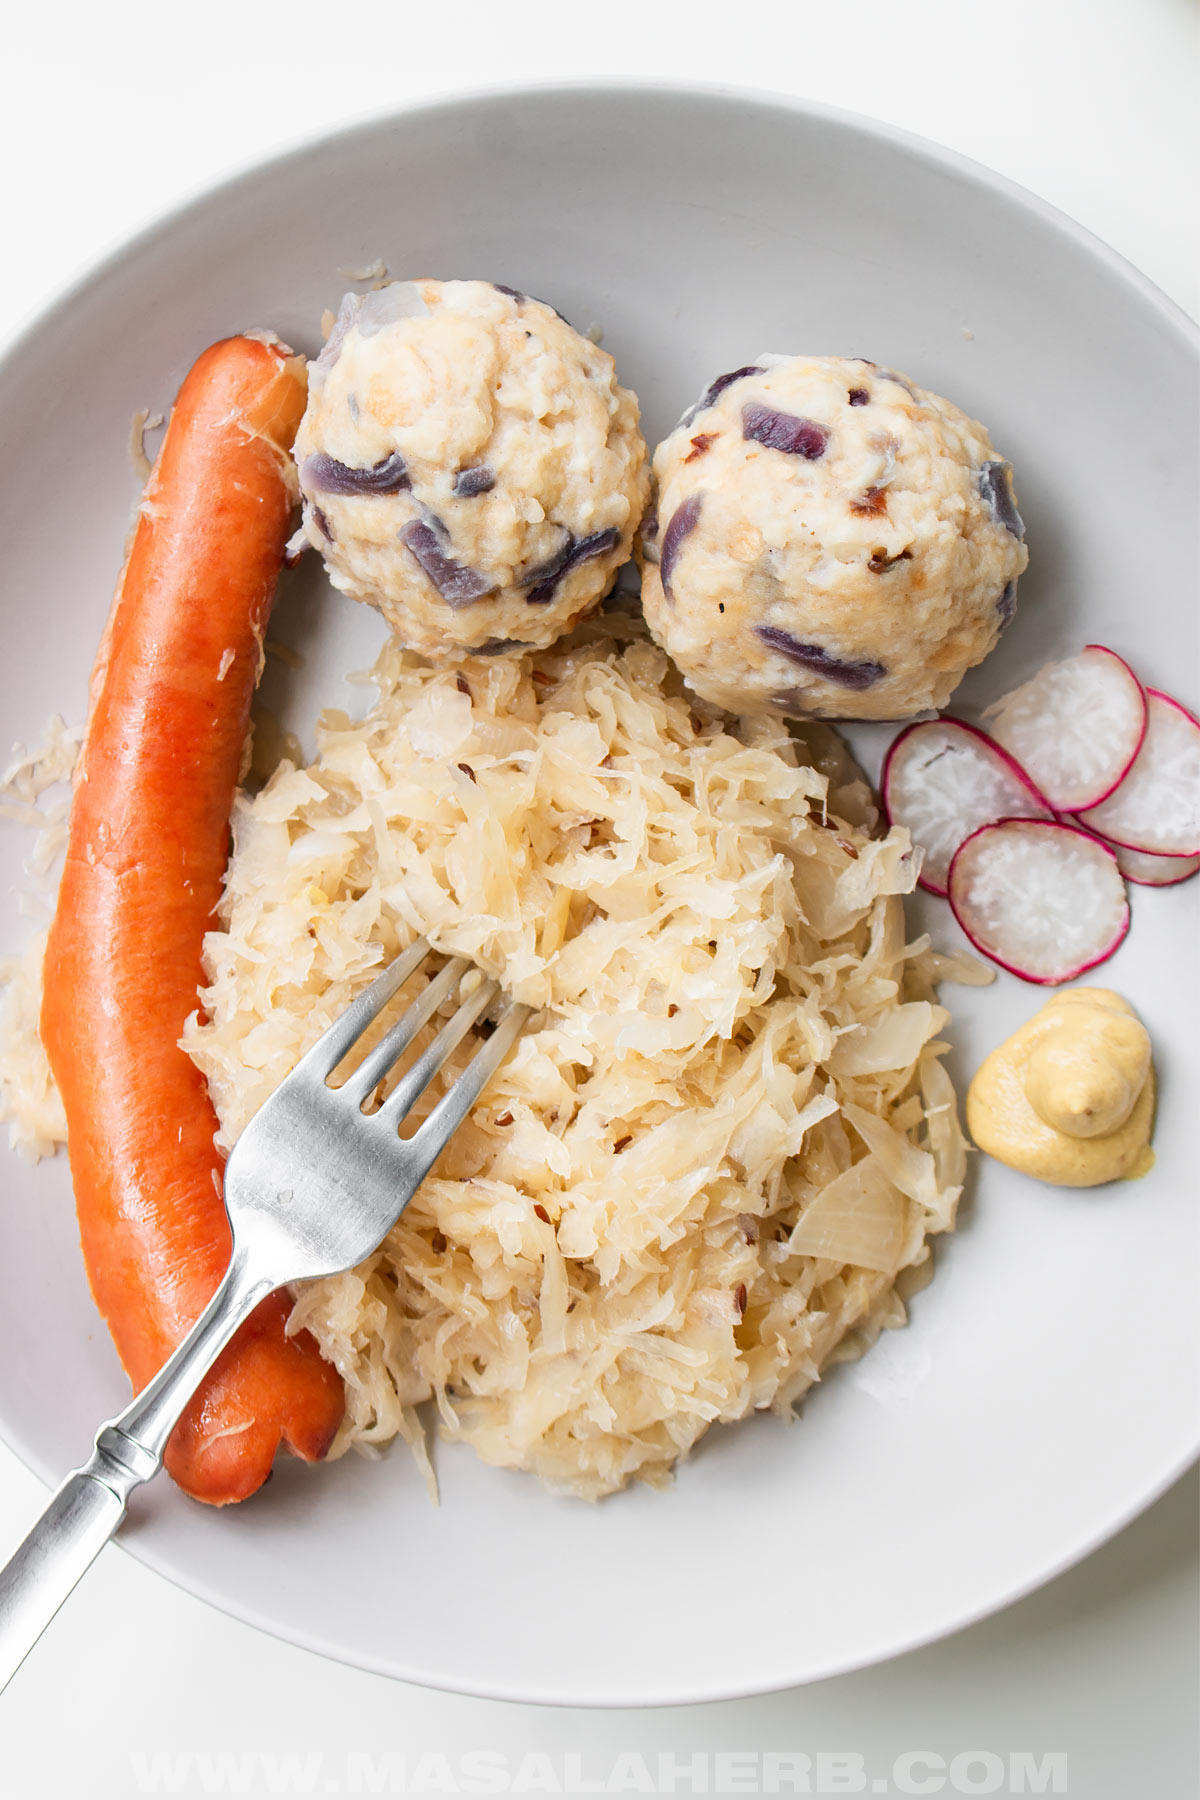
0, 717, 79, 1160
176, 615, 972, 1498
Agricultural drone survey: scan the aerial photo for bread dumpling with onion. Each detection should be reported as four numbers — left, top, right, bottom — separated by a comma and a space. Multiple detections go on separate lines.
640, 355, 1028, 720
295, 279, 649, 659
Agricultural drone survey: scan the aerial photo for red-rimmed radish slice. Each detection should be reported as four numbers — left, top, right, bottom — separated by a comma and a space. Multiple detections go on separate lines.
982, 644, 1147, 811
1076, 689, 1200, 856
882, 718, 1054, 896
948, 818, 1129, 984
1106, 840, 1200, 887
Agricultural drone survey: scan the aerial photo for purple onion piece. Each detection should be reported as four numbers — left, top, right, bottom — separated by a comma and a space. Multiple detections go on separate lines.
454, 464, 496, 497
978, 460, 1025, 539
876, 368, 919, 399
311, 506, 333, 542
659, 495, 702, 600
310, 292, 360, 384
309, 287, 427, 388
848, 387, 870, 406
400, 521, 497, 608
356, 282, 430, 337
492, 282, 569, 325
525, 527, 621, 604
679, 365, 764, 429
742, 403, 829, 460
477, 637, 535, 654
522, 534, 572, 601
755, 626, 886, 690
302, 451, 410, 496
997, 578, 1018, 625
640, 507, 660, 563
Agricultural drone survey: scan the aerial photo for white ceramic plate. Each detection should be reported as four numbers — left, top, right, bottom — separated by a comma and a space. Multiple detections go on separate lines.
0, 85, 1196, 1707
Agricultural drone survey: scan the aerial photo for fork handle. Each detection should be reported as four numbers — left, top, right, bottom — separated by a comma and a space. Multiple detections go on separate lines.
0, 1249, 273, 1693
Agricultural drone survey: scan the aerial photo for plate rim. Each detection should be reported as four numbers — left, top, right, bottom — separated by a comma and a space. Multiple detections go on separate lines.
0, 78, 1196, 1707
0, 76, 1195, 378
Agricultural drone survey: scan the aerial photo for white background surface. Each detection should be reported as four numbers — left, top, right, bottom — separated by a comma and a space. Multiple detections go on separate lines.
1, 1, 1196, 1794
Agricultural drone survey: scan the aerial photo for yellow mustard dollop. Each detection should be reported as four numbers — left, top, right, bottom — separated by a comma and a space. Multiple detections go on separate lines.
966, 989, 1155, 1187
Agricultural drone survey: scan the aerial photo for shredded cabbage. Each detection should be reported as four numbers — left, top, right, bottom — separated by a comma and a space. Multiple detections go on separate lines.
0, 717, 80, 1159
179, 617, 972, 1498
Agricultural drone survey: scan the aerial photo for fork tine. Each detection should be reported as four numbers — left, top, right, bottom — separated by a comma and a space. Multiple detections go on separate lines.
337, 956, 470, 1107
408, 1001, 533, 1169
375, 974, 501, 1128
292, 937, 431, 1082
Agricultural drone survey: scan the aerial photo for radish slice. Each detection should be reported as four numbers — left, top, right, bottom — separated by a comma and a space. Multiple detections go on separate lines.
1105, 839, 1200, 887
982, 644, 1147, 811
1076, 689, 1200, 856
948, 819, 1130, 984
882, 719, 1054, 896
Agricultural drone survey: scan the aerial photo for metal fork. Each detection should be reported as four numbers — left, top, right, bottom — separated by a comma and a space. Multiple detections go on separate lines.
0, 938, 529, 1694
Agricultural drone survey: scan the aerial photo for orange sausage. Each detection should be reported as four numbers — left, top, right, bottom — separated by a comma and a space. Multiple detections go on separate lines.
41, 336, 344, 1504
